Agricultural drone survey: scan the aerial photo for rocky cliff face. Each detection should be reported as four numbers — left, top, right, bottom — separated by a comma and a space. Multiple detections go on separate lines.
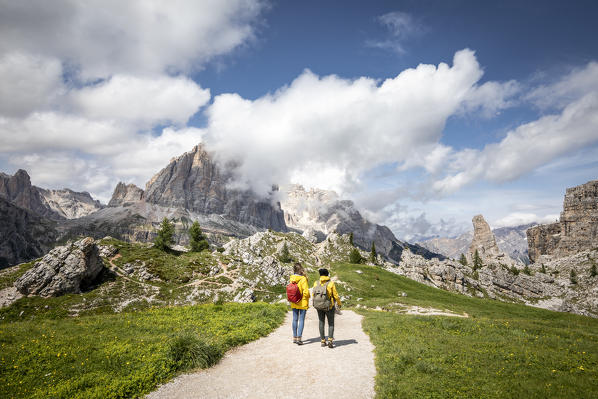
143, 144, 286, 231
38, 188, 103, 218
0, 170, 102, 220
528, 180, 598, 262
280, 184, 442, 263
469, 214, 501, 259
108, 182, 144, 207
0, 197, 58, 269
0, 170, 60, 219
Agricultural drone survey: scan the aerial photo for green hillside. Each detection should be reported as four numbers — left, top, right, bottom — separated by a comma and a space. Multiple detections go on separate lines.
327, 262, 598, 398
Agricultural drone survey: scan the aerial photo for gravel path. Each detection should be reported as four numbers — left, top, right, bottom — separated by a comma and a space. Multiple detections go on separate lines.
147, 309, 376, 399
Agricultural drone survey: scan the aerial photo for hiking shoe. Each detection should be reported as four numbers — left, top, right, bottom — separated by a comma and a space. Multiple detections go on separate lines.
328, 339, 334, 349
321, 340, 327, 347
293, 337, 297, 344
296, 339, 304, 345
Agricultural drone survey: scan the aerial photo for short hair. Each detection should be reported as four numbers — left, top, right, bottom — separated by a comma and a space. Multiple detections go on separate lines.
318, 268, 329, 276
294, 262, 305, 276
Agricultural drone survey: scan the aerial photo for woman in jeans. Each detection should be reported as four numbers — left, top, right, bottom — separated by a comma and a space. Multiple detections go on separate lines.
313, 268, 342, 348
289, 262, 310, 345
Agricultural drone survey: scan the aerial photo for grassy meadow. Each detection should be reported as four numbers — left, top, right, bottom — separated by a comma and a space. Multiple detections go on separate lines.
0, 302, 286, 399
329, 262, 598, 398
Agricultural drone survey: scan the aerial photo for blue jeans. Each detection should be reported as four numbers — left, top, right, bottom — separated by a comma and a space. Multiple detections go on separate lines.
292, 308, 306, 337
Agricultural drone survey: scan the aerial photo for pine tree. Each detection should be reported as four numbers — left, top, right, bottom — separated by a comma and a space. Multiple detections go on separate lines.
473, 249, 483, 270
459, 253, 468, 266
189, 221, 209, 252
349, 232, 354, 246
154, 217, 174, 251
349, 247, 362, 264
590, 263, 597, 277
370, 242, 377, 264
540, 263, 547, 274
279, 242, 292, 263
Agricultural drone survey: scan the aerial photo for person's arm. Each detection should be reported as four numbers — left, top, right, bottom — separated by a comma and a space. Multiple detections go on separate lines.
301, 277, 310, 300
332, 283, 341, 308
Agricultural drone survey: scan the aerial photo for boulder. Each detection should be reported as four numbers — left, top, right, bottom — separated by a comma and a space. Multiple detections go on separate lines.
14, 237, 104, 297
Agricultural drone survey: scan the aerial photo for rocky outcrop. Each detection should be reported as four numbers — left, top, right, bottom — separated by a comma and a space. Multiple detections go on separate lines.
0, 197, 58, 269
528, 180, 598, 262
280, 184, 442, 264
108, 182, 144, 207
0, 170, 60, 219
38, 188, 103, 218
469, 215, 500, 259
14, 237, 104, 297
392, 248, 598, 317
144, 144, 286, 231
418, 223, 536, 263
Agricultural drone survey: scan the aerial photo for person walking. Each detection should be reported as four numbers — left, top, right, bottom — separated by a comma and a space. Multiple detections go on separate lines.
312, 268, 342, 348
288, 262, 310, 345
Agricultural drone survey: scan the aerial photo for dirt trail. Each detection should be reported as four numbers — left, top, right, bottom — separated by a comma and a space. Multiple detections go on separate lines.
147, 309, 376, 399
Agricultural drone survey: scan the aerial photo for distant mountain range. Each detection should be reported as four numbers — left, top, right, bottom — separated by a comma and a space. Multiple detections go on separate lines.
417, 223, 537, 263
0, 144, 441, 268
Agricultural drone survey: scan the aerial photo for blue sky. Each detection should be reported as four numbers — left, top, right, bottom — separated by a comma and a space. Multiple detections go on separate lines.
1, 0, 597, 241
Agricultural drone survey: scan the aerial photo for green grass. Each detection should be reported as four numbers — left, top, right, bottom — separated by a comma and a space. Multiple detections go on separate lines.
0, 302, 286, 399
330, 262, 598, 398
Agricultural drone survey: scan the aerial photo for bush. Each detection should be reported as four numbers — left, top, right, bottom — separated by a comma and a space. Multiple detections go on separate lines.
540, 263, 547, 274
523, 265, 532, 276
154, 218, 174, 251
570, 269, 578, 284
590, 262, 597, 277
509, 266, 520, 275
168, 333, 223, 371
349, 248, 363, 264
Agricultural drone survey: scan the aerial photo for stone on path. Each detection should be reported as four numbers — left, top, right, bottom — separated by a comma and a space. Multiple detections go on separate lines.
147, 309, 376, 399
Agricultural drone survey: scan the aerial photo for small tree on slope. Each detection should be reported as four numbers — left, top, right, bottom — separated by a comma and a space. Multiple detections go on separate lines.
459, 253, 468, 266
279, 242, 292, 263
370, 242, 377, 264
189, 221, 209, 252
154, 217, 175, 251
350, 247, 363, 264
473, 249, 483, 270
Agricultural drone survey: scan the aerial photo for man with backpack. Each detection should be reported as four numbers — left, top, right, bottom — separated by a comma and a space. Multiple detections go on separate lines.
312, 268, 342, 348
287, 263, 310, 345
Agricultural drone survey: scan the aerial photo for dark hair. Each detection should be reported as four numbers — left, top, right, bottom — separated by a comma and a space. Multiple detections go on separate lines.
318, 268, 329, 276
294, 262, 305, 276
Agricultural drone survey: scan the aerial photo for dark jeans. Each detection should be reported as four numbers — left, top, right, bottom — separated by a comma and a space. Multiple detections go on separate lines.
317, 308, 335, 340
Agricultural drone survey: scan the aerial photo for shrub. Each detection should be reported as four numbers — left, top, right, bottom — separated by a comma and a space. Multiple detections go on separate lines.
349, 248, 363, 264
154, 218, 174, 251
523, 265, 532, 276
570, 269, 578, 284
216, 247, 225, 253
509, 266, 520, 275
590, 261, 597, 277
540, 263, 547, 274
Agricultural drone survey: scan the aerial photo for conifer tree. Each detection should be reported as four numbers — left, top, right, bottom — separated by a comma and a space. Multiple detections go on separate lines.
279, 242, 292, 263
459, 253, 468, 266
473, 249, 483, 270
591, 263, 597, 277
541, 263, 547, 274
349, 232, 354, 246
349, 247, 362, 264
154, 217, 174, 251
189, 221, 209, 252
370, 242, 377, 264
570, 269, 578, 284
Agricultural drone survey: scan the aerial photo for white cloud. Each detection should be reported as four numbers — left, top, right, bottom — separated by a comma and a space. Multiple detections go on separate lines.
433, 91, 598, 194
492, 212, 559, 228
367, 11, 422, 54
0, 0, 265, 79
461, 79, 520, 117
72, 75, 210, 127
205, 49, 485, 196
0, 52, 63, 117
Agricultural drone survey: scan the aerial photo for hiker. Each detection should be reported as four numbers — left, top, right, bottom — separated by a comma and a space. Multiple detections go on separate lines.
313, 268, 342, 348
288, 262, 310, 345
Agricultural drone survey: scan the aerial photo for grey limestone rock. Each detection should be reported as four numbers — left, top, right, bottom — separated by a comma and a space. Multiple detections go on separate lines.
14, 237, 104, 297
469, 215, 500, 259
528, 180, 598, 262
108, 182, 144, 207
